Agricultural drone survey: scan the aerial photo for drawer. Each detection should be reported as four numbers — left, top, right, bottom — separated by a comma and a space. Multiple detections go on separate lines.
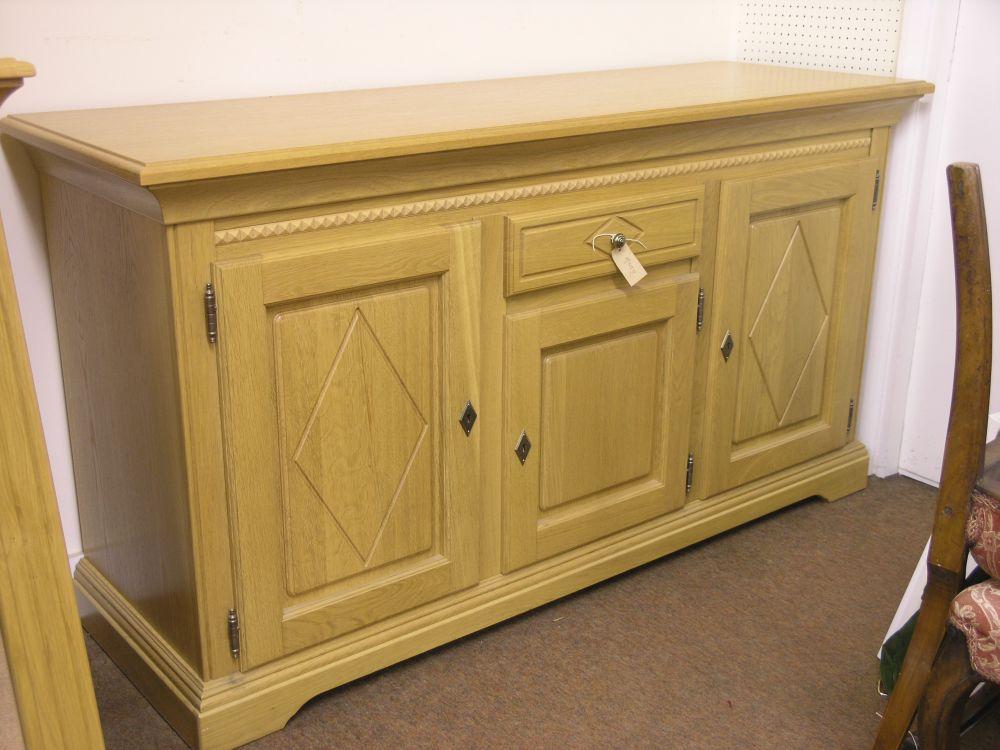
505, 185, 704, 295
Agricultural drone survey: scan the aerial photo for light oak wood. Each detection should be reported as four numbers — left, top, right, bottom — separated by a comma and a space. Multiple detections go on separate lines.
216, 223, 481, 665
0, 62, 929, 748
42, 176, 203, 667
1, 62, 930, 185
506, 185, 703, 294
168, 105, 896, 226
701, 160, 879, 495
503, 276, 698, 571
166, 222, 237, 679
0, 60, 104, 749
18, 105, 897, 227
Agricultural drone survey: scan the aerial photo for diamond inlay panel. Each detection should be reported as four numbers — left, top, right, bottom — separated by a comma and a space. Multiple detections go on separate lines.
294, 310, 426, 560
747, 222, 829, 420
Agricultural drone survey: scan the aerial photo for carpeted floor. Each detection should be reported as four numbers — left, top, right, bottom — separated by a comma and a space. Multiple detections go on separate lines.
86, 475, 1000, 748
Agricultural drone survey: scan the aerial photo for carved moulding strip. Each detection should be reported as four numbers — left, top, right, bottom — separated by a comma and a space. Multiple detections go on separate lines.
214, 136, 871, 246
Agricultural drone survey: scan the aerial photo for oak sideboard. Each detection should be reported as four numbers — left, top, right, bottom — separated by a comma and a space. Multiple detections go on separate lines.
1, 62, 932, 748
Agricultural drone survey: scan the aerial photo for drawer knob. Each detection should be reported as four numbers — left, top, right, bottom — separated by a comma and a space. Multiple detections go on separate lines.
592, 232, 649, 254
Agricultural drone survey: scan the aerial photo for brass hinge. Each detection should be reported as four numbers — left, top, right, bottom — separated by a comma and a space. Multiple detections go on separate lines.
847, 398, 856, 433
872, 169, 881, 210
696, 288, 705, 333
204, 282, 218, 344
227, 608, 240, 660
685, 452, 695, 495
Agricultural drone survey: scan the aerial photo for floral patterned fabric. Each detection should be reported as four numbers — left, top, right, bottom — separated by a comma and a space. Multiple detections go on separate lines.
949, 490, 1000, 683
949, 579, 1000, 683
967, 489, 1000, 578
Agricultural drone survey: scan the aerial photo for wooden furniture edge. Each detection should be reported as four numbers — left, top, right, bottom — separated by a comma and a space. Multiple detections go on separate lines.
139, 82, 931, 186
213, 135, 872, 245
75, 560, 203, 747
79, 442, 867, 748
0, 116, 146, 184
0, 59, 35, 81
0, 57, 104, 750
11, 98, 913, 227
75, 559, 204, 703
0, 67, 931, 187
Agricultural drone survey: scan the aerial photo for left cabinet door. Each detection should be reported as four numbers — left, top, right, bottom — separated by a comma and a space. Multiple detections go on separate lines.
215, 222, 481, 667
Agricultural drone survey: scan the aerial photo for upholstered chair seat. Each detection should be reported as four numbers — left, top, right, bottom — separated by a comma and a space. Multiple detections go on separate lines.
948, 487, 1000, 683
949, 577, 1000, 684
966, 489, 1000, 577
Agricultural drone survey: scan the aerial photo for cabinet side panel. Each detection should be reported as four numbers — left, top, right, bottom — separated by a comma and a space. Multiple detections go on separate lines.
42, 176, 201, 668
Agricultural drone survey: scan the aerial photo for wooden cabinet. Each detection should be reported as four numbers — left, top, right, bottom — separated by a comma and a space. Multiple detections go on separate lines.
0, 62, 931, 748
701, 161, 879, 495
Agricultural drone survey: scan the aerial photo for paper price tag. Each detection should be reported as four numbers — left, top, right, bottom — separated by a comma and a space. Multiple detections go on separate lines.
611, 242, 647, 286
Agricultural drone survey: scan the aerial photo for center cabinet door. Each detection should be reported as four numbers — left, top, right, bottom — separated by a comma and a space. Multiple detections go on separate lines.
502, 275, 700, 572
215, 222, 481, 668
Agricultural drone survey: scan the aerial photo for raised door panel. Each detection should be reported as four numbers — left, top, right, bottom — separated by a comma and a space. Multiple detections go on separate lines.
274, 286, 435, 595
215, 223, 480, 667
503, 275, 699, 572
702, 161, 878, 496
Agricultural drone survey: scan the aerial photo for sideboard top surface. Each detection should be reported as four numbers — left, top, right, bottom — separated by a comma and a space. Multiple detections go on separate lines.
1, 61, 932, 187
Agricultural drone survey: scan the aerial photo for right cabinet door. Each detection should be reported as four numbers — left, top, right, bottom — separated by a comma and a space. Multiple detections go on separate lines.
702, 160, 879, 496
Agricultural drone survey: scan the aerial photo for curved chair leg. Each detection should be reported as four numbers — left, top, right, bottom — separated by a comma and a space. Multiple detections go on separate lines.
917, 626, 981, 750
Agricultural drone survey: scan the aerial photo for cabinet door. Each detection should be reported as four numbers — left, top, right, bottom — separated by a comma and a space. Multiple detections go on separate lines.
215, 223, 480, 667
702, 161, 878, 496
503, 275, 699, 572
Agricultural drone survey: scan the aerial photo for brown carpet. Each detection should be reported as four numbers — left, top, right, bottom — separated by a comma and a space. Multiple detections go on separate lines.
86, 475, 1000, 749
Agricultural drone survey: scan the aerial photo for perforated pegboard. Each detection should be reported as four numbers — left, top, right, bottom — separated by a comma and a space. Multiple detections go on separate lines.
738, 1, 904, 75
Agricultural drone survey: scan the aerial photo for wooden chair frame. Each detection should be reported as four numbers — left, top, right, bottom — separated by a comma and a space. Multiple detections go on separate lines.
873, 163, 993, 749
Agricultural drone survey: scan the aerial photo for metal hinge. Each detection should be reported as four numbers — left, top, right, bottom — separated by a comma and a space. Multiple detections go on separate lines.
872, 169, 881, 210
204, 282, 218, 344
696, 288, 705, 333
685, 452, 695, 495
847, 398, 856, 433
227, 608, 240, 660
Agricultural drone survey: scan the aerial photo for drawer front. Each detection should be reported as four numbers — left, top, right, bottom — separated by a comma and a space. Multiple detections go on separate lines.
506, 185, 703, 295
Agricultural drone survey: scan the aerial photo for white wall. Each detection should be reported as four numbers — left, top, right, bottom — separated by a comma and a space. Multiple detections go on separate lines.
856, 0, 960, 476
894, 0, 1000, 484
0, 0, 741, 564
